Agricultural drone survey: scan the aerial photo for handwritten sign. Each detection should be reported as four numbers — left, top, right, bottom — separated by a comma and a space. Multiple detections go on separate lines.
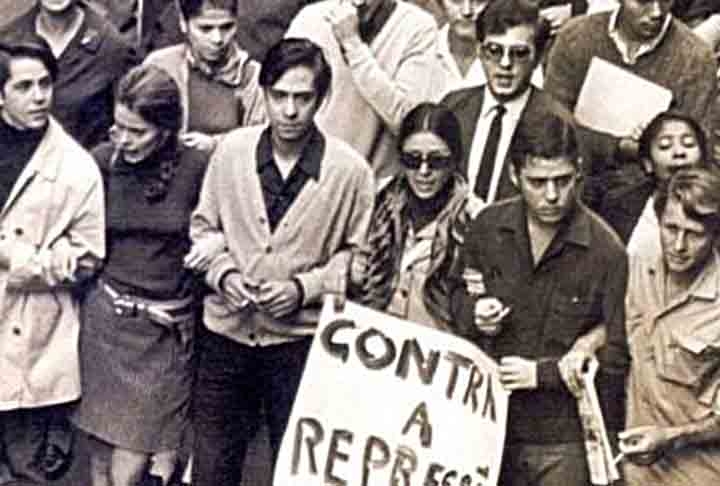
274, 298, 510, 486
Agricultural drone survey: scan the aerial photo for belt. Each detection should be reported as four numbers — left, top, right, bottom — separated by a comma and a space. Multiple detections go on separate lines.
100, 280, 195, 328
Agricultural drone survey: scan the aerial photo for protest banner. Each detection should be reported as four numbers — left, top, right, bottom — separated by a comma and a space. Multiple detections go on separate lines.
274, 297, 510, 486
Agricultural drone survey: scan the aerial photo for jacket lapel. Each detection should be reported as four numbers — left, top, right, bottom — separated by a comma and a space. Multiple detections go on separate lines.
457, 87, 485, 178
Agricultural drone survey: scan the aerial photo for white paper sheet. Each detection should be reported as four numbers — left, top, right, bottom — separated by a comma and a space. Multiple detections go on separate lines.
574, 57, 673, 137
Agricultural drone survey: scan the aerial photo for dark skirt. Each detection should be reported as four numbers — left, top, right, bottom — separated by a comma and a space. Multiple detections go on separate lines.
71, 284, 194, 453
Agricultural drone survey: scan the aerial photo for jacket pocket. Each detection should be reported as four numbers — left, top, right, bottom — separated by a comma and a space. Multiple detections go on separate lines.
657, 330, 720, 393
545, 292, 596, 350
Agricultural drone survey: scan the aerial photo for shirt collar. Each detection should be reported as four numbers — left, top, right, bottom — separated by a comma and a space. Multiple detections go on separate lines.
359, 0, 397, 45
481, 85, 532, 121
256, 125, 325, 181
499, 198, 592, 248
608, 6, 672, 65
646, 248, 720, 301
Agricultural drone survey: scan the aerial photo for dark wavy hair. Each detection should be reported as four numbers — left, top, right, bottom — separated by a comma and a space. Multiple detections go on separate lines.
115, 65, 183, 202
260, 38, 332, 105
638, 111, 709, 165
654, 167, 720, 236
0, 34, 57, 89
398, 102, 463, 166
509, 107, 579, 172
476, 0, 551, 56
178, 0, 238, 19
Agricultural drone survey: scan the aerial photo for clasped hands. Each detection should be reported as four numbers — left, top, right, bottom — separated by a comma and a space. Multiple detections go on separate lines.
222, 272, 301, 319
473, 295, 595, 394
473, 297, 537, 391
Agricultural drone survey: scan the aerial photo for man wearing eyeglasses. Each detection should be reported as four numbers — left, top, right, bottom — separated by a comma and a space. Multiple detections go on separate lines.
450, 111, 629, 486
544, 0, 718, 241
441, 0, 567, 207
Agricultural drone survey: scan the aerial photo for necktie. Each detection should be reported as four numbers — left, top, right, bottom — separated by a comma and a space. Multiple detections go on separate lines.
474, 104, 506, 201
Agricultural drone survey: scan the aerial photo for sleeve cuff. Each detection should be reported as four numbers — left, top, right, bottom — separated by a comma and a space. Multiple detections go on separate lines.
291, 277, 306, 311
537, 358, 564, 390
206, 252, 239, 294
294, 271, 323, 306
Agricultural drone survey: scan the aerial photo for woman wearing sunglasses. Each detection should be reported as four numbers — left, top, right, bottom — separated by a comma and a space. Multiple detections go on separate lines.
71, 64, 213, 486
350, 102, 469, 330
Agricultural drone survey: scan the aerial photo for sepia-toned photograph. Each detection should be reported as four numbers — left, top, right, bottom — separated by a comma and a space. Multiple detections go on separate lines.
0, 0, 718, 485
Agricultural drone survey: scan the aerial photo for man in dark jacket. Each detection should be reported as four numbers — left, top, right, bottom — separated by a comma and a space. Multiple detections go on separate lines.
451, 110, 629, 486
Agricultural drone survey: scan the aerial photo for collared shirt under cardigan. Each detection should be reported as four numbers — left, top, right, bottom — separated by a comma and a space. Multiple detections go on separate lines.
450, 197, 629, 443
255, 126, 324, 232
624, 249, 720, 485
190, 124, 375, 347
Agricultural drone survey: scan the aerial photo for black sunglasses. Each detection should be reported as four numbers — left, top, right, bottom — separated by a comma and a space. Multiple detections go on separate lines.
400, 152, 453, 170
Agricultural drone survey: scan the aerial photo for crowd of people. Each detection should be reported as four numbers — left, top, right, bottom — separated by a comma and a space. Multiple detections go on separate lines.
0, 0, 719, 485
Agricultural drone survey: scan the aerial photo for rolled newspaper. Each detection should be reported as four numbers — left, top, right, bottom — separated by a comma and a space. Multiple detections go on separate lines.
576, 358, 620, 485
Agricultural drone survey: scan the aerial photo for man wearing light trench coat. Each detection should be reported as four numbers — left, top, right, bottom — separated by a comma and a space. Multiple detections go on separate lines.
0, 36, 105, 483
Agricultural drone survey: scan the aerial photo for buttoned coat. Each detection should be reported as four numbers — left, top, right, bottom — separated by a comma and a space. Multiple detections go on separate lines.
0, 119, 105, 411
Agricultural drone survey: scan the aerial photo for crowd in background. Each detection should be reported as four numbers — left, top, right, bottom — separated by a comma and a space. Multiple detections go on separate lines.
0, 0, 719, 486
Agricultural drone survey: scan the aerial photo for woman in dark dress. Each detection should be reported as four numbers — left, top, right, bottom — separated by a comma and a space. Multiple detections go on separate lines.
72, 64, 212, 486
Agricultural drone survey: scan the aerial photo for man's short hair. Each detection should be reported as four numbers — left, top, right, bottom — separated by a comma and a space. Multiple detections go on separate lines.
509, 108, 579, 172
259, 38, 332, 104
654, 168, 720, 236
475, 0, 551, 55
177, 0, 238, 20
0, 34, 57, 91
638, 111, 709, 165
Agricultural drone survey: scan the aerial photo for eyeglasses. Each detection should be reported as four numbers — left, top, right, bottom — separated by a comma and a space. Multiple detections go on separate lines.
400, 152, 453, 170
480, 42, 534, 64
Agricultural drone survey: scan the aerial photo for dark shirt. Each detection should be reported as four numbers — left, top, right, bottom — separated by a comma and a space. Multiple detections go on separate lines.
93, 142, 208, 299
0, 5, 137, 149
0, 118, 44, 209
255, 126, 325, 232
451, 197, 629, 443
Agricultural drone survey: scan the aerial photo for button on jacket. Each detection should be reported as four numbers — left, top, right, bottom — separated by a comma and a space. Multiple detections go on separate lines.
190, 125, 374, 347
624, 250, 720, 485
0, 118, 105, 410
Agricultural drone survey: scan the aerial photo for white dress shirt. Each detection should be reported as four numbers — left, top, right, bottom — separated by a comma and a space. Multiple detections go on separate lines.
466, 87, 532, 203
432, 24, 487, 100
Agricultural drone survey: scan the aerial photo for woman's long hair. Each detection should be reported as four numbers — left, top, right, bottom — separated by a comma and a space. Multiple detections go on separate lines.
114, 65, 183, 202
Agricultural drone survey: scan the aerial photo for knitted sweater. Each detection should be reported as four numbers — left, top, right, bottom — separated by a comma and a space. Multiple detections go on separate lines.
545, 13, 717, 203
286, 1, 438, 186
